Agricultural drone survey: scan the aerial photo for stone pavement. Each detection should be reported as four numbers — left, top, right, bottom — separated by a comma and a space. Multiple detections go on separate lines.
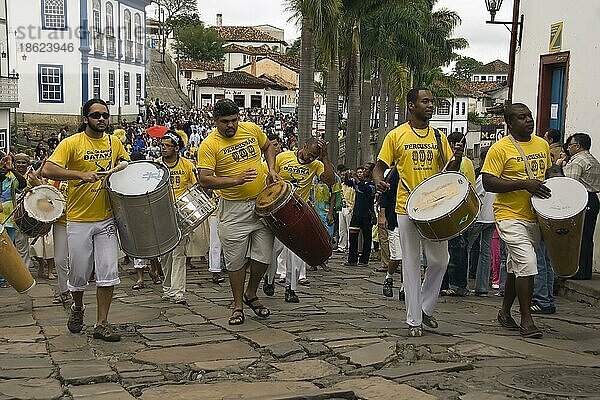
1, 252, 599, 400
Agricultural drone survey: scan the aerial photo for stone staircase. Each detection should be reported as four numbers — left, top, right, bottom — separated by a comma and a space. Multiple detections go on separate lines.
146, 49, 191, 108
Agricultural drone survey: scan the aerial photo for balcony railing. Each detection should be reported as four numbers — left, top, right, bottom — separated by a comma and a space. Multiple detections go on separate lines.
0, 75, 19, 104
125, 40, 134, 61
135, 43, 144, 63
106, 36, 116, 58
93, 32, 104, 54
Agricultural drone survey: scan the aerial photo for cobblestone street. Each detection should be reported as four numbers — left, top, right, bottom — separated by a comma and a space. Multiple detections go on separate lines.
1, 253, 599, 400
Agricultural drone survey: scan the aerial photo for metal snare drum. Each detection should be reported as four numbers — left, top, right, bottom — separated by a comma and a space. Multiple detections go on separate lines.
175, 185, 216, 236
107, 160, 181, 258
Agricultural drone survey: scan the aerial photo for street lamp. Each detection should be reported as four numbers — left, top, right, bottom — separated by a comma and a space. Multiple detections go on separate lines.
314, 101, 321, 136
485, 0, 502, 22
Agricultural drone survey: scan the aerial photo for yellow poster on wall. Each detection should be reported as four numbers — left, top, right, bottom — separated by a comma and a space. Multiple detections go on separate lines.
549, 22, 563, 53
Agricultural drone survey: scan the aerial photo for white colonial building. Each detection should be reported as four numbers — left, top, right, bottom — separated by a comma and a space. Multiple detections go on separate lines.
429, 94, 469, 136
8, 0, 150, 124
471, 59, 508, 83
0, 0, 19, 152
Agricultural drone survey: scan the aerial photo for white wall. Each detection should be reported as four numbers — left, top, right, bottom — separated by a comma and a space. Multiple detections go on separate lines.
193, 86, 286, 109
430, 96, 469, 135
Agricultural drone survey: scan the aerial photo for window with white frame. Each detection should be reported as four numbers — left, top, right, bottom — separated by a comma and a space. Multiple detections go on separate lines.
136, 73, 142, 102
124, 72, 130, 105
42, 0, 66, 29
0, 129, 6, 153
462, 102, 466, 115
38, 65, 64, 103
106, 2, 114, 36
134, 13, 142, 43
437, 100, 450, 115
92, 67, 101, 99
108, 70, 115, 104
124, 10, 131, 41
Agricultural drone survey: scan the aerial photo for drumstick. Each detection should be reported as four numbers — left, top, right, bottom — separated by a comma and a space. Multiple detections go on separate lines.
98, 160, 129, 176
442, 135, 467, 172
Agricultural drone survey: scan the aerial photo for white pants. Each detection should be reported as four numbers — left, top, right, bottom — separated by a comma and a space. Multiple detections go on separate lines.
265, 238, 285, 284
388, 228, 403, 261
208, 215, 222, 273
285, 247, 306, 291
397, 215, 449, 327
337, 207, 352, 250
161, 237, 188, 299
14, 231, 32, 269
53, 224, 68, 294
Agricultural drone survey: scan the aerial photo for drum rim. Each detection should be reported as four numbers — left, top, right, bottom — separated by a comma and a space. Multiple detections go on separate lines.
23, 184, 65, 223
255, 181, 294, 217
407, 172, 473, 221
106, 160, 170, 195
531, 176, 588, 219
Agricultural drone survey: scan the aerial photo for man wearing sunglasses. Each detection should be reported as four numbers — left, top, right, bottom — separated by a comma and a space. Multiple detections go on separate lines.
43, 98, 129, 342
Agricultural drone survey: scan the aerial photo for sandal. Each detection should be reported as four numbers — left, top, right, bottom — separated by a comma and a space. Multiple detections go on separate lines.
148, 270, 162, 285
132, 281, 145, 290
497, 311, 519, 331
228, 309, 245, 325
519, 325, 543, 339
212, 273, 225, 284
243, 295, 271, 318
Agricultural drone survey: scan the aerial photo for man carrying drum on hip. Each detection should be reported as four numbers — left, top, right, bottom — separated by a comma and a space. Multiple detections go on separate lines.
482, 102, 552, 339
197, 99, 279, 325
373, 87, 463, 337
158, 130, 197, 305
43, 98, 129, 342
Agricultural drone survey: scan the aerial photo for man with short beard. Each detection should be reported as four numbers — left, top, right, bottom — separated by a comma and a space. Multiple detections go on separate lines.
197, 99, 279, 325
43, 98, 129, 342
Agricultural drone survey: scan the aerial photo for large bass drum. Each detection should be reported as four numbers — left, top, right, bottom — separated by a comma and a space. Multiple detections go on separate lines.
255, 180, 332, 266
107, 160, 181, 258
407, 172, 480, 241
531, 176, 587, 277
13, 185, 65, 238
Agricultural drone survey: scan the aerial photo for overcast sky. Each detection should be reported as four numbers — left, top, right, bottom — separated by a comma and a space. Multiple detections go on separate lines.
193, 0, 514, 64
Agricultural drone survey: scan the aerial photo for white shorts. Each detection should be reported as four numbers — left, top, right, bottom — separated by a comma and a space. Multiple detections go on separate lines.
133, 258, 150, 269
496, 219, 540, 277
388, 228, 402, 261
66, 218, 120, 291
218, 199, 274, 271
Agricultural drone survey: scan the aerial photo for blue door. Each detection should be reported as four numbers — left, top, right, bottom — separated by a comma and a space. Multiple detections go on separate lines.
548, 66, 566, 134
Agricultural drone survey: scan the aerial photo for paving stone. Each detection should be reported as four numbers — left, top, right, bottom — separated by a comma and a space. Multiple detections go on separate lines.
266, 341, 305, 358
167, 314, 208, 325
238, 327, 298, 347
134, 341, 259, 364
270, 359, 340, 380
82, 304, 160, 325
375, 362, 474, 379
59, 361, 117, 385
188, 305, 232, 320
137, 326, 179, 335
0, 313, 36, 327
0, 343, 47, 355
326, 338, 384, 349
301, 330, 385, 342
48, 334, 89, 351
115, 361, 157, 373
0, 368, 54, 379
0, 356, 53, 369
140, 381, 319, 400
146, 336, 231, 347
452, 342, 517, 358
139, 331, 192, 341
460, 390, 513, 400
343, 341, 397, 367
0, 378, 63, 400
69, 383, 135, 399
300, 341, 330, 356
191, 358, 257, 372
211, 316, 266, 331
333, 377, 436, 400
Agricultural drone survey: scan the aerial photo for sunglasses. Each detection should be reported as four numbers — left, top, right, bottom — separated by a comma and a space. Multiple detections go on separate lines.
87, 112, 110, 120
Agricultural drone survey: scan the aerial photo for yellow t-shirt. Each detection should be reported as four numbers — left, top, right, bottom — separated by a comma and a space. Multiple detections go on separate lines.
377, 122, 453, 214
197, 122, 268, 201
159, 157, 197, 198
275, 150, 325, 202
481, 135, 551, 222
461, 157, 476, 187
48, 132, 130, 222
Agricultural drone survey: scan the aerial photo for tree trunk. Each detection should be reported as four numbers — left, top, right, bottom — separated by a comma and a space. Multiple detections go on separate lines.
325, 48, 340, 166
377, 68, 389, 149
360, 78, 372, 164
387, 83, 397, 130
298, 16, 315, 146
345, 25, 360, 169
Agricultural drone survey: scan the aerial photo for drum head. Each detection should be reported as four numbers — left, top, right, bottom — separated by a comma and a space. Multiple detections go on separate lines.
255, 180, 292, 214
24, 185, 65, 222
108, 161, 168, 195
532, 177, 588, 219
407, 172, 470, 222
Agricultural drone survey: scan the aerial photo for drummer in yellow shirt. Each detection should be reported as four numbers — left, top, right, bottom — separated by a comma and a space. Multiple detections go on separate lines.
265, 138, 335, 303
42, 98, 129, 342
373, 87, 463, 338
158, 130, 197, 305
481, 102, 551, 339
197, 99, 280, 325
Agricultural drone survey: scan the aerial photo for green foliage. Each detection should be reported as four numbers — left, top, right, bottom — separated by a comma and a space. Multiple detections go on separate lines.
453, 57, 484, 79
171, 14, 224, 62
286, 38, 301, 56
468, 111, 490, 125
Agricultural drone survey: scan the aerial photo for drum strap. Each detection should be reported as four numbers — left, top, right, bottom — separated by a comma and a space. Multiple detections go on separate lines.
433, 128, 446, 171
508, 135, 536, 180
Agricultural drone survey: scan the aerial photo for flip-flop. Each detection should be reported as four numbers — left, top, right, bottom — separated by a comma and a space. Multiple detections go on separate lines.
520, 325, 543, 339
132, 282, 145, 290
497, 311, 520, 331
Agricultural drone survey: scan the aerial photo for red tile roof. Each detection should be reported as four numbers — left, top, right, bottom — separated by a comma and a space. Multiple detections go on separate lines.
473, 60, 509, 74
179, 60, 224, 71
214, 26, 283, 43
193, 71, 288, 90
223, 44, 277, 55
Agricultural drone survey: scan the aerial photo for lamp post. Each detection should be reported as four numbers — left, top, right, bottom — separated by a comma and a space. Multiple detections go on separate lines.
484, 0, 523, 101
314, 101, 320, 137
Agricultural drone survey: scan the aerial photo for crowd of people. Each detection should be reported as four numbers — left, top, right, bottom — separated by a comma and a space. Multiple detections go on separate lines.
1, 89, 598, 341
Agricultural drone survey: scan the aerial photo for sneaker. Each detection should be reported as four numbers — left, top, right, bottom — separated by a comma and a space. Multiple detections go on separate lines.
408, 325, 422, 337
284, 287, 299, 303
93, 323, 121, 342
161, 293, 173, 301
67, 304, 85, 333
298, 278, 310, 286
530, 304, 556, 314
383, 277, 393, 297
172, 296, 187, 305
263, 281, 275, 296
473, 291, 488, 297
491, 284, 500, 289
398, 289, 405, 301
422, 312, 438, 329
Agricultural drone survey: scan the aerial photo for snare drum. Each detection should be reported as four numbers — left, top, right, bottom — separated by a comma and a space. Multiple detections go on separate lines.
255, 180, 332, 266
407, 172, 480, 241
175, 185, 216, 236
13, 185, 65, 238
531, 177, 587, 277
107, 160, 181, 258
